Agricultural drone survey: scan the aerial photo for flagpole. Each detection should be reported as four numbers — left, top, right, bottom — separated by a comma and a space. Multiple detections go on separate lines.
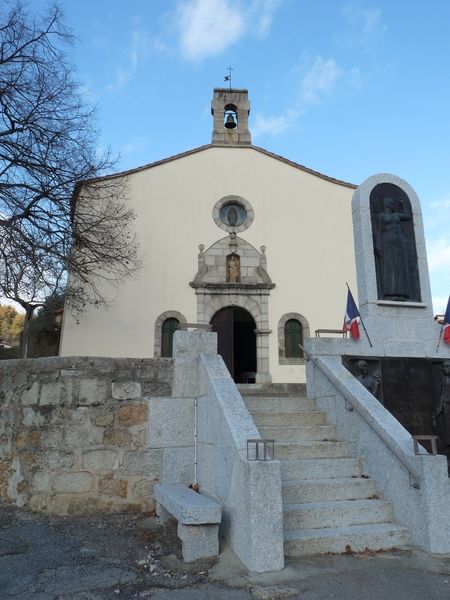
346, 282, 373, 348
436, 326, 443, 353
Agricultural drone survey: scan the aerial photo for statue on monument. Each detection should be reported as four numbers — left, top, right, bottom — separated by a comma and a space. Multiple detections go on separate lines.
370, 183, 420, 302
433, 360, 450, 453
375, 196, 412, 300
354, 360, 381, 399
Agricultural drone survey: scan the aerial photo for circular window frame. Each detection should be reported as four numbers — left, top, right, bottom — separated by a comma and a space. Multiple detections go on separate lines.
212, 195, 255, 233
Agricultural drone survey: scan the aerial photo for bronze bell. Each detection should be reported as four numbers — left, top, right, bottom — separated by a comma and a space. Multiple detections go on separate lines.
225, 113, 237, 129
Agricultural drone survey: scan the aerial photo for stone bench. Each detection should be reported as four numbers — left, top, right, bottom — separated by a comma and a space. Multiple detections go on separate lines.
154, 484, 222, 562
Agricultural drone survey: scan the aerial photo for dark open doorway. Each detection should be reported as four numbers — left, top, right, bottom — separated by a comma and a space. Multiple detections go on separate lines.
210, 307, 257, 383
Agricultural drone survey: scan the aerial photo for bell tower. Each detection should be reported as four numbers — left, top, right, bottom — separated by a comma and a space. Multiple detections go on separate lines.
211, 88, 251, 146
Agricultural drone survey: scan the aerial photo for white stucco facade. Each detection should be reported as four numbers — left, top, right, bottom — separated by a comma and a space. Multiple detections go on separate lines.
60, 89, 358, 383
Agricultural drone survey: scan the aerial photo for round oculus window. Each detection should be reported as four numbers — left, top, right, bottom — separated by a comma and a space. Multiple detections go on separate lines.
212, 195, 255, 233
219, 202, 247, 227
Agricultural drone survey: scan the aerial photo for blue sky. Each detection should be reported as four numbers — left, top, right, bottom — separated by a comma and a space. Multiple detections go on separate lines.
32, 0, 449, 312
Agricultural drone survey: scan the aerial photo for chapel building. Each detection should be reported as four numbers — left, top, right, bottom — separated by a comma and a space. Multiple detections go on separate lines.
60, 88, 358, 383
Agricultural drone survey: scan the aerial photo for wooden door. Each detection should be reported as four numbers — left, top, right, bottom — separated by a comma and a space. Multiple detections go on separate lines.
211, 307, 234, 378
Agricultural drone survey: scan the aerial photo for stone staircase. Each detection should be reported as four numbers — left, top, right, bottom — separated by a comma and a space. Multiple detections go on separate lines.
239, 384, 410, 556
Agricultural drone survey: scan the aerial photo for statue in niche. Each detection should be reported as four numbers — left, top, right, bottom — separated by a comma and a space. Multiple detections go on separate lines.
433, 360, 450, 451
354, 360, 381, 399
370, 183, 420, 302
227, 253, 240, 283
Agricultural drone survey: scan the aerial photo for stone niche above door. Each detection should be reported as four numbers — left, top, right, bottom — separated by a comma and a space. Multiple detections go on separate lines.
191, 233, 273, 288
190, 234, 274, 384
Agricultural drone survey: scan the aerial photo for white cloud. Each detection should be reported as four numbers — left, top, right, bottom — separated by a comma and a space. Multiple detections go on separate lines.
107, 27, 152, 92
250, 0, 281, 37
300, 57, 342, 105
427, 235, 450, 313
253, 56, 342, 139
346, 66, 364, 92
252, 113, 291, 137
427, 236, 450, 272
422, 191, 450, 232
432, 295, 449, 315
430, 197, 450, 210
121, 138, 147, 158
359, 6, 383, 36
177, 0, 245, 61
175, 0, 280, 61
339, 2, 387, 46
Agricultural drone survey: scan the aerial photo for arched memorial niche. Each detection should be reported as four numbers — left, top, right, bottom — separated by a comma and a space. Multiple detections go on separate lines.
370, 183, 421, 302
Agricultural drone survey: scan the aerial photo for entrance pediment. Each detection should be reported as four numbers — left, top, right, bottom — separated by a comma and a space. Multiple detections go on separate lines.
190, 234, 273, 288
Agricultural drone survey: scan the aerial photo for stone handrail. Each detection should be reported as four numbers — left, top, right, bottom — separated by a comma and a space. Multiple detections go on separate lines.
304, 348, 450, 553
196, 351, 284, 572
170, 329, 284, 573
300, 345, 422, 486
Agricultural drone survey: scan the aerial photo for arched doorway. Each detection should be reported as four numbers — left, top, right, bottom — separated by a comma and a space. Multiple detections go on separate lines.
211, 307, 257, 383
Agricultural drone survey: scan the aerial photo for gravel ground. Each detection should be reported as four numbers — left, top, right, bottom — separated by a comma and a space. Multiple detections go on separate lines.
0, 502, 214, 599
2, 502, 450, 600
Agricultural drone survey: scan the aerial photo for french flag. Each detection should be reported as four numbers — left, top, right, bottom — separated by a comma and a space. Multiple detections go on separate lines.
444, 296, 450, 344
343, 288, 360, 340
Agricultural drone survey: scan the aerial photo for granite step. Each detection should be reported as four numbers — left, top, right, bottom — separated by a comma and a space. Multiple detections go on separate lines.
281, 458, 362, 481
284, 522, 410, 556
258, 425, 337, 442
274, 441, 351, 460
242, 387, 410, 557
283, 499, 393, 530
244, 397, 316, 411
238, 384, 306, 397
282, 477, 378, 503
251, 410, 326, 427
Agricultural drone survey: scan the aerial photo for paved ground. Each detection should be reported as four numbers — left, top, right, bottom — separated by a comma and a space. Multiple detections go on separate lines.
1, 502, 450, 599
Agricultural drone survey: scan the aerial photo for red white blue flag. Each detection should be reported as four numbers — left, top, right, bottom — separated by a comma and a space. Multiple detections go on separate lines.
444, 296, 450, 344
343, 288, 360, 340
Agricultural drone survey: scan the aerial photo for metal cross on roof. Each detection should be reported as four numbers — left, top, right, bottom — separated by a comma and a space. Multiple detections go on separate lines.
224, 66, 234, 90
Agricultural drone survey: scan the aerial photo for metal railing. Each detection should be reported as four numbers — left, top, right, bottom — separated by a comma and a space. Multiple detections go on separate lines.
247, 439, 274, 461
178, 323, 212, 331
315, 329, 348, 338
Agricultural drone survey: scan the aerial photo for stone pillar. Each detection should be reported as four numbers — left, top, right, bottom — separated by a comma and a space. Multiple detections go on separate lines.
255, 329, 271, 383
172, 330, 217, 398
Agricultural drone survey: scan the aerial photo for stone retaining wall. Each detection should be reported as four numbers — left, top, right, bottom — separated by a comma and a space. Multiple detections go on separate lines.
0, 357, 172, 515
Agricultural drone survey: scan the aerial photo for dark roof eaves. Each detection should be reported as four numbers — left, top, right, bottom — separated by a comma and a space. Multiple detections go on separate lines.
77, 144, 214, 186
250, 145, 357, 189
77, 143, 357, 190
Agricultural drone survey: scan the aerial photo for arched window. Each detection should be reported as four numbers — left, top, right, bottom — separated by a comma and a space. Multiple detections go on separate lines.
154, 310, 187, 358
278, 312, 310, 365
285, 319, 303, 358
161, 318, 179, 358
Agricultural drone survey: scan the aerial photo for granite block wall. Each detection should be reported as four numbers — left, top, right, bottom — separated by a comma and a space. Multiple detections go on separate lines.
0, 357, 172, 515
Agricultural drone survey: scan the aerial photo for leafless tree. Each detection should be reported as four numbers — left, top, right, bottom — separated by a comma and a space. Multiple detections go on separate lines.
0, 1, 139, 356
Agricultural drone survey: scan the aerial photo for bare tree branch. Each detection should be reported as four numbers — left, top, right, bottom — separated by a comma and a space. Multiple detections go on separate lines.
0, 1, 140, 356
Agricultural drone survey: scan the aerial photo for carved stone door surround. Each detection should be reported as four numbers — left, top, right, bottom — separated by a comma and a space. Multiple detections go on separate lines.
190, 235, 274, 384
